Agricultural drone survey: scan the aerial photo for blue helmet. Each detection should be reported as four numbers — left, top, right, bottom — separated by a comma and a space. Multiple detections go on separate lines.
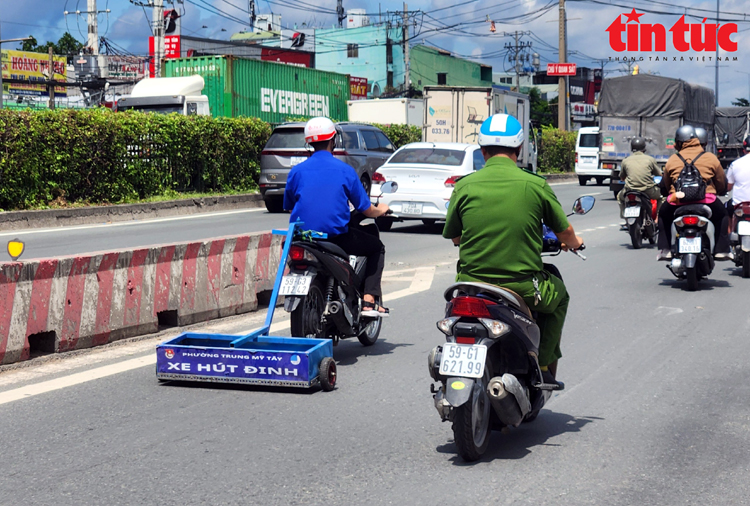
477, 114, 524, 148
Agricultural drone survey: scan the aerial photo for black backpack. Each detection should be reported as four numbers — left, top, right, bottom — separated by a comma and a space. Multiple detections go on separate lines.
674, 152, 707, 202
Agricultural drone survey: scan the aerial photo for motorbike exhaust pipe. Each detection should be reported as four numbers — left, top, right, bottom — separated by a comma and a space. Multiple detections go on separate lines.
328, 301, 354, 335
487, 376, 527, 428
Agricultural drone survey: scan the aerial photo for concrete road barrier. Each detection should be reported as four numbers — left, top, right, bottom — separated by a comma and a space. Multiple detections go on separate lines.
0, 232, 282, 365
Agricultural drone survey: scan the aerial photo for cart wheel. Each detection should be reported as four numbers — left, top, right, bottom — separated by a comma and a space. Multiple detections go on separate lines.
319, 357, 337, 391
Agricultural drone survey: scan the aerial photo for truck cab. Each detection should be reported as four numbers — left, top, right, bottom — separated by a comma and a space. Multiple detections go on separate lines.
116, 75, 210, 116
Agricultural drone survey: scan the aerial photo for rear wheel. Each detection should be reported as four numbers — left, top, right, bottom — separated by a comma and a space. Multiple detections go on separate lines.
290, 278, 327, 338
360, 175, 371, 196
421, 219, 437, 227
357, 296, 382, 346
629, 222, 642, 249
595, 176, 605, 185
743, 252, 750, 278
452, 360, 492, 462
578, 176, 588, 186
613, 191, 619, 199
375, 217, 393, 231
319, 357, 337, 391
686, 267, 699, 291
264, 196, 284, 214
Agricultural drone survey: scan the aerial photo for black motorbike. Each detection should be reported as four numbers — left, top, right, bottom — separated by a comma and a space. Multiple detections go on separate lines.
666, 204, 715, 291
282, 182, 397, 346
729, 201, 750, 278
428, 196, 595, 461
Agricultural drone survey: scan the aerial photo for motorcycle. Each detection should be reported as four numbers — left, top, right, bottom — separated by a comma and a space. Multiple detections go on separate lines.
282, 181, 397, 346
729, 201, 750, 278
623, 176, 660, 249
666, 203, 715, 291
428, 196, 595, 462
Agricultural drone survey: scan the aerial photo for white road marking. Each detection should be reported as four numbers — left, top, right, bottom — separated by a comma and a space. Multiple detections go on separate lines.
0, 265, 440, 404
0, 207, 267, 238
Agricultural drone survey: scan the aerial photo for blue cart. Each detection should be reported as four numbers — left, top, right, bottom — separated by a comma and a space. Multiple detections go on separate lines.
155, 223, 337, 391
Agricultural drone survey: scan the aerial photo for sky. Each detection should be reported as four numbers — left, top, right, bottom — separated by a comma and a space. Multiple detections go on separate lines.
1, 0, 749, 106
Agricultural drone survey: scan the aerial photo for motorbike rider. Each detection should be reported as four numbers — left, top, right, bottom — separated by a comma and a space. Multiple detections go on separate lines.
443, 113, 584, 387
656, 125, 730, 261
694, 126, 709, 149
284, 117, 391, 317
726, 135, 750, 216
617, 137, 664, 219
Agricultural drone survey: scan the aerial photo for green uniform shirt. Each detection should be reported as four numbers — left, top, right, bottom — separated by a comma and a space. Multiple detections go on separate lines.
443, 156, 570, 283
620, 151, 662, 191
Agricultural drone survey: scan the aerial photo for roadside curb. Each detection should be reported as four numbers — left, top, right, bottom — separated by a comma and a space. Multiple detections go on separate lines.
0, 193, 265, 231
540, 173, 577, 182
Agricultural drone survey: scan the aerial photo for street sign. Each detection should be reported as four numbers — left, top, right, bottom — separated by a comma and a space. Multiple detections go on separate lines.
547, 63, 577, 76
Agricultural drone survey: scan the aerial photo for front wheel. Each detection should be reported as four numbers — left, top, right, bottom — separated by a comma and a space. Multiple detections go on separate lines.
319, 357, 337, 391
290, 278, 327, 338
742, 251, 750, 278
686, 266, 699, 291
452, 364, 492, 462
629, 222, 642, 249
357, 297, 382, 346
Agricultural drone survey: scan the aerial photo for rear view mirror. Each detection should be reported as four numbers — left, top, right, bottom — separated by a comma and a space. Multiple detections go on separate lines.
654, 175, 663, 185
572, 196, 596, 215
380, 181, 398, 194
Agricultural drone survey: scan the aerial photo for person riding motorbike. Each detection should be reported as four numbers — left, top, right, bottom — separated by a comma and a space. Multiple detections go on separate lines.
656, 125, 730, 261
694, 126, 708, 149
726, 134, 750, 217
442, 113, 584, 387
617, 137, 664, 219
283, 117, 391, 317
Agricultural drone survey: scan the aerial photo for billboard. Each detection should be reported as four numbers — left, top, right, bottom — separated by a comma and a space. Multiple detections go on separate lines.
1, 49, 67, 97
349, 76, 367, 100
107, 56, 147, 80
260, 47, 313, 68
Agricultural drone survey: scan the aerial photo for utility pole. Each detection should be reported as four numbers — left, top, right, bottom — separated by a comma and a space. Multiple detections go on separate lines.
715, 0, 719, 106
48, 46, 56, 110
153, 0, 164, 78
503, 31, 532, 92
557, 0, 567, 131
403, 3, 410, 95
337, 0, 345, 28
249, 0, 256, 31
87, 0, 99, 54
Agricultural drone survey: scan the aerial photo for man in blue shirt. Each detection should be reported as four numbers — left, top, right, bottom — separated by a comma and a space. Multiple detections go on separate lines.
284, 117, 391, 316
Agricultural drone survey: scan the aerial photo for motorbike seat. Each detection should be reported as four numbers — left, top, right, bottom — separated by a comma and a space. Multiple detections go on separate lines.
624, 190, 652, 201
674, 204, 712, 219
444, 282, 533, 319
313, 241, 349, 259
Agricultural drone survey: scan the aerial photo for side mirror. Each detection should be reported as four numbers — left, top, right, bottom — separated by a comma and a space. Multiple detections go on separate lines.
380, 181, 398, 194
654, 175, 663, 185
572, 196, 596, 215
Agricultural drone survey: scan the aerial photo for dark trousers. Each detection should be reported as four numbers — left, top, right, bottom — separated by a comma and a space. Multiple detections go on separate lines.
657, 199, 730, 253
329, 225, 385, 297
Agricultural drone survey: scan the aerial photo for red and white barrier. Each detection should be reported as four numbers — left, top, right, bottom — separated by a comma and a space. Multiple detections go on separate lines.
0, 232, 282, 365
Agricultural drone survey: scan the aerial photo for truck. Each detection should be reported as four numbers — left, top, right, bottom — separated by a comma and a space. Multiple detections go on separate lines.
116, 75, 211, 116
598, 74, 715, 198
346, 98, 424, 126
714, 107, 750, 169
422, 86, 537, 172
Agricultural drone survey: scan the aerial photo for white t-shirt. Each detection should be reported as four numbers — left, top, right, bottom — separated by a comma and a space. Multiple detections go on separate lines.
727, 154, 750, 205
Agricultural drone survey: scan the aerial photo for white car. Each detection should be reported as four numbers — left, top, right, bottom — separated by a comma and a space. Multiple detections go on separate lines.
574, 127, 609, 186
369, 142, 485, 230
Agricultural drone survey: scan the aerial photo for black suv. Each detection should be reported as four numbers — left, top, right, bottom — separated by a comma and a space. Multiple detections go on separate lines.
259, 122, 396, 213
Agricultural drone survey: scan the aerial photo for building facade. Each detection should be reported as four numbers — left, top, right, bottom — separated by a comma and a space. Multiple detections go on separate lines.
410, 45, 493, 91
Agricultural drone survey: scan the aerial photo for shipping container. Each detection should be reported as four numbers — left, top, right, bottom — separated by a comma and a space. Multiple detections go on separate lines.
163, 55, 350, 122
347, 98, 424, 126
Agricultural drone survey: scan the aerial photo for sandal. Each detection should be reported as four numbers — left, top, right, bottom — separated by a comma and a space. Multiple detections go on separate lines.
361, 302, 390, 318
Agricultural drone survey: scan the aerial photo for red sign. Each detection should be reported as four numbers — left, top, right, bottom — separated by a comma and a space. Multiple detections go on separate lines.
547, 63, 577, 76
149, 36, 181, 77
350, 76, 368, 100
260, 47, 313, 68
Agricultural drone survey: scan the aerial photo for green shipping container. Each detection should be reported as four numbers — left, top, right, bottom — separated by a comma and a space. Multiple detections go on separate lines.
163, 55, 350, 122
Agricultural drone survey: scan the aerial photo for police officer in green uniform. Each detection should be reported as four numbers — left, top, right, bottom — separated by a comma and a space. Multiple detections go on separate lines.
443, 114, 584, 386
616, 137, 664, 219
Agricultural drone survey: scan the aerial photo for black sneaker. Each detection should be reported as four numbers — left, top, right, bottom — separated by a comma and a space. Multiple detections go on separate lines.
542, 370, 565, 390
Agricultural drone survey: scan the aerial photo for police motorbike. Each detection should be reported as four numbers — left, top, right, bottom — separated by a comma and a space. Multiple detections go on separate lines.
428, 196, 595, 462
729, 201, 750, 278
623, 176, 660, 249
666, 203, 715, 291
282, 181, 397, 346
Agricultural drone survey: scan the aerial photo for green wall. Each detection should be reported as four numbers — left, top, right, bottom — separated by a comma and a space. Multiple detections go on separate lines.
410, 45, 493, 91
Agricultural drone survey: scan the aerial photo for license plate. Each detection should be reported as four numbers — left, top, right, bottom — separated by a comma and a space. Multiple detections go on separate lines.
738, 221, 750, 235
402, 202, 423, 215
679, 237, 701, 254
624, 206, 640, 218
581, 156, 596, 163
439, 343, 487, 379
290, 156, 307, 166
279, 274, 312, 295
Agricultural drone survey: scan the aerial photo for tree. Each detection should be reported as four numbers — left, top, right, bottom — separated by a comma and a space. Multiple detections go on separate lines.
732, 98, 750, 107
21, 32, 84, 60
529, 87, 556, 129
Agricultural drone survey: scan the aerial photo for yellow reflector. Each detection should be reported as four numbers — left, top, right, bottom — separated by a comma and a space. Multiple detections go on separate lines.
451, 380, 466, 391
7, 240, 25, 261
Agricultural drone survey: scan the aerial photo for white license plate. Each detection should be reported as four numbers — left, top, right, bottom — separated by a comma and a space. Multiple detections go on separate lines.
581, 156, 596, 164
402, 202, 423, 215
279, 274, 313, 295
439, 343, 487, 379
290, 156, 307, 166
624, 206, 640, 218
679, 237, 701, 254
738, 221, 750, 235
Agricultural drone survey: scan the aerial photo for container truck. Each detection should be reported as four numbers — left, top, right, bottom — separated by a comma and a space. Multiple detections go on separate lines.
422, 86, 537, 172
714, 106, 750, 169
346, 98, 424, 126
116, 75, 211, 115
598, 74, 715, 198
163, 55, 350, 123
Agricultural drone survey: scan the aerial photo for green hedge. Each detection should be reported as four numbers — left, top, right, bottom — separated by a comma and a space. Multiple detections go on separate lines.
372, 124, 422, 148
538, 127, 577, 174
0, 109, 270, 210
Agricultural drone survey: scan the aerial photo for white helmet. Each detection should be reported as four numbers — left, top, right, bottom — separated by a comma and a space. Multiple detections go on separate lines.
477, 114, 524, 148
304, 117, 337, 143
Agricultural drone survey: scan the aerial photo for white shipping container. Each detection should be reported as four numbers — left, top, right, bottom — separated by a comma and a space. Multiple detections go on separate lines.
347, 98, 424, 126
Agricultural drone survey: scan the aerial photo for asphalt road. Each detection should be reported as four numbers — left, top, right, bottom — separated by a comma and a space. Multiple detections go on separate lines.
2, 181, 749, 506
